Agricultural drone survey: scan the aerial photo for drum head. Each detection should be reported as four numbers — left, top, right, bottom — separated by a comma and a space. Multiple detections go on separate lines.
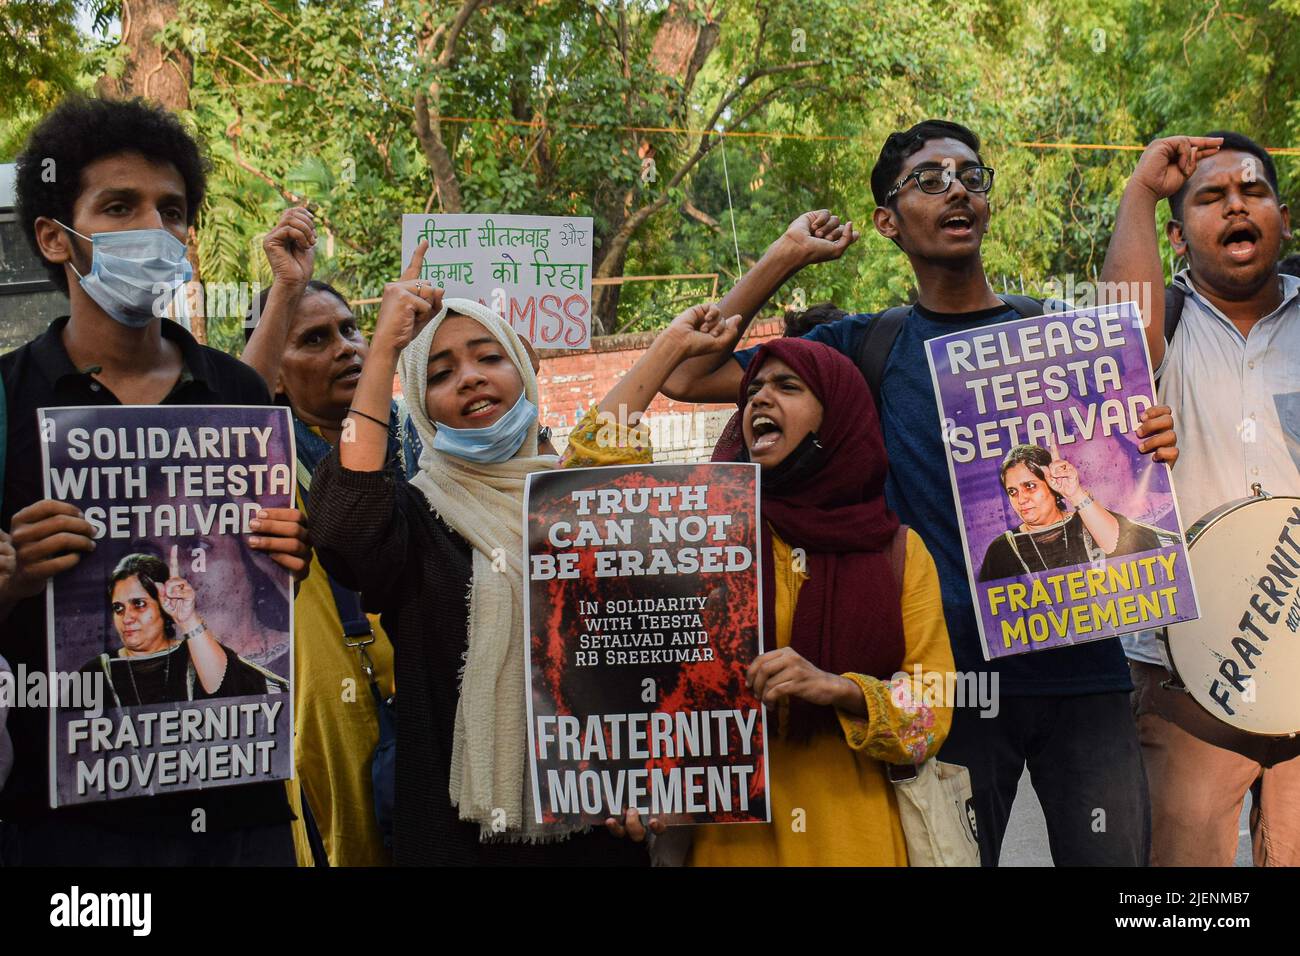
1165, 495, 1300, 735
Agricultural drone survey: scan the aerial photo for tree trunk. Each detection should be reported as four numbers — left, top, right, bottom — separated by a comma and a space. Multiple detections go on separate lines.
411, 0, 489, 214
650, 7, 721, 117
413, 89, 465, 212
97, 0, 192, 109
590, 243, 630, 334
592, 193, 671, 332
590, 4, 721, 333
96, 1, 206, 341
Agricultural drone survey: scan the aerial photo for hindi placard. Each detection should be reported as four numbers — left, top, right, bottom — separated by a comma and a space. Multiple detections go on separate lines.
401, 213, 594, 349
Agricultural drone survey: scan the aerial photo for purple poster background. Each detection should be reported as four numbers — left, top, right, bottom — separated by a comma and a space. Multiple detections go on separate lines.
925, 302, 1200, 659
40, 405, 295, 806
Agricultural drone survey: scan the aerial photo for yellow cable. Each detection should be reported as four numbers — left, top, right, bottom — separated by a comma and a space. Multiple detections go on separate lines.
437, 116, 1300, 154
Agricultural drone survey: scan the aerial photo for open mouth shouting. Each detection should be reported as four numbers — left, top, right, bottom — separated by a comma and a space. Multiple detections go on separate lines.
1221, 220, 1261, 263
749, 413, 784, 455
939, 209, 975, 238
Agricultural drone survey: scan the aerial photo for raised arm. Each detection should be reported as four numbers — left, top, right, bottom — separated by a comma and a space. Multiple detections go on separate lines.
157, 547, 229, 695
341, 241, 437, 473
1045, 446, 1120, 554
1100, 136, 1221, 368
560, 304, 740, 468
240, 207, 317, 391
597, 304, 739, 422
661, 210, 859, 403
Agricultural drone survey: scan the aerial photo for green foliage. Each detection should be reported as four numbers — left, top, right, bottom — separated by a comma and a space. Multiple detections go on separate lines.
7, 0, 1300, 351
0, 1, 84, 156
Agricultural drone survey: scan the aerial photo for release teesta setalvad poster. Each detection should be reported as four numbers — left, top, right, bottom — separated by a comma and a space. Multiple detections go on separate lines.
39, 405, 295, 807
524, 461, 769, 826
924, 301, 1200, 660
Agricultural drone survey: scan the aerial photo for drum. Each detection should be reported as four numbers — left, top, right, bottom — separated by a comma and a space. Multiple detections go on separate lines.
1160, 488, 1300, 736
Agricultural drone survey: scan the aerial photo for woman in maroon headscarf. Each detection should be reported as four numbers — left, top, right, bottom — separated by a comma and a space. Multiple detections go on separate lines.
610, 337, 956, 866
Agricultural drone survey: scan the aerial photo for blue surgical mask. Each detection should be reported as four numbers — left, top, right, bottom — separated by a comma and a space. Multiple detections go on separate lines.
432, 391, 538, 464
56, 221, 192, 328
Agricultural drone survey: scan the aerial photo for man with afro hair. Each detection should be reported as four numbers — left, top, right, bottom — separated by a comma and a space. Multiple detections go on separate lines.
0, 96, 311, 866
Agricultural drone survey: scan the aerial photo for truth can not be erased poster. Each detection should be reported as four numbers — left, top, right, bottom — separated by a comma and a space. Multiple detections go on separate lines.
925, 301, 1200, 660
39, 405, 295, 807
523, 461, 769, 826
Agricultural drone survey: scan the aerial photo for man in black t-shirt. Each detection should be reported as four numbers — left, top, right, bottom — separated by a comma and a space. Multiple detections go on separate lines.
0, 97, 311, 866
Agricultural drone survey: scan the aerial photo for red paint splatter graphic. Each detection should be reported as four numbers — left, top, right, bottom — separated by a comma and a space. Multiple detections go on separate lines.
526, 463, 768, 825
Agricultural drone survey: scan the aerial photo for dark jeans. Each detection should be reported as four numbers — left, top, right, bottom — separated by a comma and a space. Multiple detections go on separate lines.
0, 818, 296, 866
939, 692, 1150, 866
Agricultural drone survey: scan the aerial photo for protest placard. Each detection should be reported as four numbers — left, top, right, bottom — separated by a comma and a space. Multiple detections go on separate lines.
39, 405, 295, 806
524, 461, 769, 826
925, 301, 1200, 659
400, 213, 593, 349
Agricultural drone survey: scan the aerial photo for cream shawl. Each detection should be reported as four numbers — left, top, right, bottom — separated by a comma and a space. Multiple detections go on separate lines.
399, 297, 570, 842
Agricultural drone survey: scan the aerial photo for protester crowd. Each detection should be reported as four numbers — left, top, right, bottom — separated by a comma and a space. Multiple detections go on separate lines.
0, 95, 1297, 868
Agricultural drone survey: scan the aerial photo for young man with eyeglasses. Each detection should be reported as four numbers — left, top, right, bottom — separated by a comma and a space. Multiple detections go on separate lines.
662, 119, 1179, 866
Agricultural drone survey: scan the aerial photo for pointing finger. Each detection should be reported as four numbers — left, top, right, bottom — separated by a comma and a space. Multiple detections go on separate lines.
401, 240, 430, 282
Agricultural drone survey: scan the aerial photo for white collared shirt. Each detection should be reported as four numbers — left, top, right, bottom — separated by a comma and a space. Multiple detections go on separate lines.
1123, 269, 1300, 663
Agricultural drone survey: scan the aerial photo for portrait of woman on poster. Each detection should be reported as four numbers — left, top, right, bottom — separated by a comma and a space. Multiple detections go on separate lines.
977, 443, 1176, 582
82, 549, 286, 707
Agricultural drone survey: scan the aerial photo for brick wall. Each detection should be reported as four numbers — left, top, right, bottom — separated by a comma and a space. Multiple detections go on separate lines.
536, 317, 785, 461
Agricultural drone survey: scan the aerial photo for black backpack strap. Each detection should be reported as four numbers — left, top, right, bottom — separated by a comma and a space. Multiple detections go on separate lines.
856, 306, 910, 408
888, 524, 909, 591
1163, 284, 1186, 344
856, 295, 1049, 407
996, 293, 1046, 317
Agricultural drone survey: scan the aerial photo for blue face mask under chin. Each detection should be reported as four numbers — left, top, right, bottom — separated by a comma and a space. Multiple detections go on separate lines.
56, 221, 193, 328
431, 390, 539, 464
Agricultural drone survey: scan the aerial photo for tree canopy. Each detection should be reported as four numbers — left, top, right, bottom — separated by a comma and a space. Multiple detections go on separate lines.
5, 0, 1299, 353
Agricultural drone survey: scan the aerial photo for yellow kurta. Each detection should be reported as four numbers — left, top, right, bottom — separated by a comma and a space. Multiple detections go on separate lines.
288, 461, 397, 867
688, 528, 955, 867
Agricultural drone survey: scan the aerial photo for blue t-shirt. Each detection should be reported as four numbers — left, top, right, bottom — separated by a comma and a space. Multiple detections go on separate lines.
735, 303, 1132, 696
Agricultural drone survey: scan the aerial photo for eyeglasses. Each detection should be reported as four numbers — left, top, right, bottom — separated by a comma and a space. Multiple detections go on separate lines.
887, 164, 995, 201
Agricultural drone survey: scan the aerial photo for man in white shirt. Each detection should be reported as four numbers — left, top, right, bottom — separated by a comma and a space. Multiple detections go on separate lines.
1102, 130, 1300, 866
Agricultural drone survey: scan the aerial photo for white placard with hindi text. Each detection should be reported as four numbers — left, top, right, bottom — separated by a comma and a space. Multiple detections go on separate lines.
401, 213, 593, 349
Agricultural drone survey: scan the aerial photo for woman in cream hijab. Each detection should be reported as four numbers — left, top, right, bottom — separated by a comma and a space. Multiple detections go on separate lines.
307, 242, 737, 865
